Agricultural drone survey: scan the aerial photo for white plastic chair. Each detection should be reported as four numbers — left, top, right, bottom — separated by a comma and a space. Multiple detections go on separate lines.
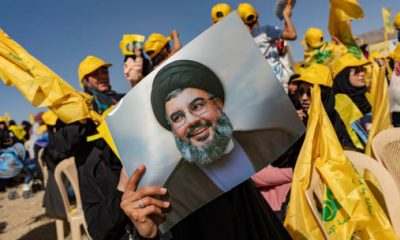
54, 157, 91, 240
344, 150, 400, 237
37, 148, 49, 186
371, 128, 400, 188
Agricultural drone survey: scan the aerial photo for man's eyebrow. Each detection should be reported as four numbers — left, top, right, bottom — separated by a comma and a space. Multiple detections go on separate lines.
189, 97, 205, 105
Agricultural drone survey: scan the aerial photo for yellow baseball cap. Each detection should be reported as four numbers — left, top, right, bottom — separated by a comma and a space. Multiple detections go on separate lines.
9, 125, 27, 140
237, 3, 258, 25
293, 64, 333, 87
304, 28, 324, 49
293, 62, 306, 75
144, 33, 171, 59
368, 52, 385, 62
211, 3, 232, 24
78, 55, 112, 86
394, 12, 400, 29
331, 53, 370, 79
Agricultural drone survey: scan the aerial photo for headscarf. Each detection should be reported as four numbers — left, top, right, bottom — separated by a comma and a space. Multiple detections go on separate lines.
333, 67, 371, 114
84, 86, 124, 114
151, 60, 224, 130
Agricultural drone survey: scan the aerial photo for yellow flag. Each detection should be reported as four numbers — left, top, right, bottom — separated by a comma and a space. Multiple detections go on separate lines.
29, 112, 35, 124
382, 8, 395, 34
365, 65, 392, 156
3, 112, 11, 124
328, 0, 364, 57
284, 84, 396, 239
86, 106, 120, 159
0, 29, 92, 124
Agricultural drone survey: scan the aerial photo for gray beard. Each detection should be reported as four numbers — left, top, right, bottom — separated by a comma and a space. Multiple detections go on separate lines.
173, 112, 233, 166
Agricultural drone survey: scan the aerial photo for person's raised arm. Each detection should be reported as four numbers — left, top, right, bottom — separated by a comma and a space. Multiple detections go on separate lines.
169, 30, 181, 57
281, 4, 297, 41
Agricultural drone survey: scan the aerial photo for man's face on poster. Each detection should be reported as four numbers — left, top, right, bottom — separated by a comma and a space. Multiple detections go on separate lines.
165, 87, 233, 165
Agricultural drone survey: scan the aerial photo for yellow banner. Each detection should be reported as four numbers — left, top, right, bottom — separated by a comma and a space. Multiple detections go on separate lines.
382, 8, 395, 34
328, 0, 364, 57
365, 65, 392, 156
0, 29, 93, 124
284, 84, 396, 239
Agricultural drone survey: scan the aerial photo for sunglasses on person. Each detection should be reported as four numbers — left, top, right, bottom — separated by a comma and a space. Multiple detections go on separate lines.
351, 66, 366, 74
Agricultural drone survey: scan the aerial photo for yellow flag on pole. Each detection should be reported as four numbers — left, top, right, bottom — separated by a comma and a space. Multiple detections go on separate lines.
29, 112, 35, 124
284, 84, 396, 239
3, 112, 11, 124
365, 65, 392, 156
382, 8, 395, 34
328, 0, 364, 58
0, 29, 93, 124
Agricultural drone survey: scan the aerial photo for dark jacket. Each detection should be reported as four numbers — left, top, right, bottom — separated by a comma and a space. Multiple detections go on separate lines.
78, 140, 129, 240
168, 180, 291, 240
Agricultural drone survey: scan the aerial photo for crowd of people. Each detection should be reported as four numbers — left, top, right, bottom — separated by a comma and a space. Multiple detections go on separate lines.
1, 1, 400, 239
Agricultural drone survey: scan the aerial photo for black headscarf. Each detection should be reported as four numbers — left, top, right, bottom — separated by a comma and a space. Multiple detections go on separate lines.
332, 67, 371, 114
296, 81, 357, 150
151, 60, 225, 131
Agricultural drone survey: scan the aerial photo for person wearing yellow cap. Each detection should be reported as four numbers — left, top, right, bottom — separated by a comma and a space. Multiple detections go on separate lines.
237, 2, 297, 92
303, 27, 348, 67
292, 64, 356, 150
331, 54, 372, 150
78, 55, 124, 114
76, 55, 131, 240
144, 30, 181, 68
123, 47, 152, 87
120, 35, 153, 87
211, 3, 232, 24
389, 45, 400, 126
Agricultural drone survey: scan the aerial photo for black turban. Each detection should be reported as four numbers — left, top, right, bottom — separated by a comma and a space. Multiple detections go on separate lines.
151, 60, 225, 130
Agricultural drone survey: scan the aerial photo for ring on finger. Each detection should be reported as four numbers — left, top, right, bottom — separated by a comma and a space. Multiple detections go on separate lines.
139, 198, 146, 208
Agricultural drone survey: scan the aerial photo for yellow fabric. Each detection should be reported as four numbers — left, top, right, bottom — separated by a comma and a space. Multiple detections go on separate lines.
304, 41, 348, 67
328, 0, 364, 46
29, 112, 34, 124
211, 3, 232, 23
394, 12, 400, 29
42, 110, 58, 126
293, 64, 333, 87
367, 52, 388, 89
86, 106, 120, 158
382, 8, 395, 34
0, 29, 93, 124
8, 125, 26, 140
331, 53, 370, 79
144, 33, 171, 59
284, 84, 396, 239
335, 94, 364, 150
293, 62, 305, 75
393, 44, 400, 62
237, 3, 258, 25
78, 55, 112, 84
304, 28, 324, 49
3, 112, 11, 124
0, 117, 3, 122
37, 125, 47, 135
365, 66, 392, 156
119, 34, 145, 56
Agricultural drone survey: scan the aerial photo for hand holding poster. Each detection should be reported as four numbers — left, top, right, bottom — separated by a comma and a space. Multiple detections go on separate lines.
107, 13, 304, 233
